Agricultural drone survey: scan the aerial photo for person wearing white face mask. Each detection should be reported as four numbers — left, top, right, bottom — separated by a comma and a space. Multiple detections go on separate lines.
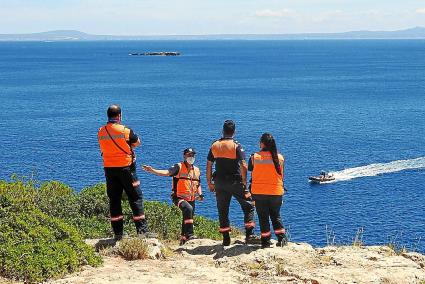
142, 148, 203, 245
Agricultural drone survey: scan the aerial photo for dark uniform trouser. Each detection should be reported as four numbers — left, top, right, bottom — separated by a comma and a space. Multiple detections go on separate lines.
104, 165, 147, 236
215, 180, 255, 235
173, 198, 195, 240
252, 194, 285, 241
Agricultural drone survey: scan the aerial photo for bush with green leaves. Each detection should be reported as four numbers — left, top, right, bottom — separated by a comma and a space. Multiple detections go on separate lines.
76, 184, 224, 240
0, 177, 231, 282
0, 180, 101, 283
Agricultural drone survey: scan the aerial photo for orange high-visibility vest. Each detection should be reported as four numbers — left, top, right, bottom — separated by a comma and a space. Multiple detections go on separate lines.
173, 162, 201, 201
211, 139, 237, 159
98, 123, 133, 167
251, 151, 284, 196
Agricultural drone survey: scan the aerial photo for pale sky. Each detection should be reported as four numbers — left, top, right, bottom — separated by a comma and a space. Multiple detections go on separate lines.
1, 0, 425, 35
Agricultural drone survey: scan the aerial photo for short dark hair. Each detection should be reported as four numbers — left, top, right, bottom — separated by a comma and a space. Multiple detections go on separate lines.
107, 105, 121, 118
223, 120, 235, 135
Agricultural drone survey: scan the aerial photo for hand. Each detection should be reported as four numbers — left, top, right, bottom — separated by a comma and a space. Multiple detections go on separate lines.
196, 194, 204, 201
142, 165, 153, 173
208, 183, 215, 192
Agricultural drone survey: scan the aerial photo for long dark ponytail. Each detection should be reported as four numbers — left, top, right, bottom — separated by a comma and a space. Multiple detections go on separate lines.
260, 133, 281, 175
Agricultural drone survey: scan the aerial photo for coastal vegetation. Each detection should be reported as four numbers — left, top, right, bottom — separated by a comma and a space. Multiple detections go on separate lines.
0, 177, 222, 282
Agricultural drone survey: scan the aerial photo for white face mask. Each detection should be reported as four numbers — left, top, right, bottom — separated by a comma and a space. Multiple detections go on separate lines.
185, 157, 195, 165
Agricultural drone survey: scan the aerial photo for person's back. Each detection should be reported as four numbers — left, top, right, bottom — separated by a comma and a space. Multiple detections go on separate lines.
98, 123, 134, 168
248, 133, 287, 248
98, 104, 152, 240
210, 137, 241, 180
206, 120, 258, 246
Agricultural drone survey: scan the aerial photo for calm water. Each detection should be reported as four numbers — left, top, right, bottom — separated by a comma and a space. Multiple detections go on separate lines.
1, 40, 424, 252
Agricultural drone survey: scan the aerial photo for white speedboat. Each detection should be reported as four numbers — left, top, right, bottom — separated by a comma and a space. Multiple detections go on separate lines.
309, 171, 335, 183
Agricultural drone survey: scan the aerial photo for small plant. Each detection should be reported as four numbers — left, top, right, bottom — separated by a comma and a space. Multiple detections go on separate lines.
276, 262, 286, 275
116, 238, 150, 260
325, 225, 336, 246
285, 224, 292, 242
352, 227, 364, 247
386, 231, 410, 254
410, 236, 422, 253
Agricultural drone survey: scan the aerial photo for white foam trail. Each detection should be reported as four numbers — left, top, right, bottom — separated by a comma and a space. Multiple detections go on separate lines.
329, 157, 425, 182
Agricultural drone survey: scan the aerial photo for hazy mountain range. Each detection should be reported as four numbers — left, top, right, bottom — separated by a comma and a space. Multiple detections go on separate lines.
1, 27, 425, 41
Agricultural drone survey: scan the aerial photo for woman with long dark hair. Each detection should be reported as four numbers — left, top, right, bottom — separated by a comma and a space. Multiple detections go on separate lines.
248, 133, 287, 248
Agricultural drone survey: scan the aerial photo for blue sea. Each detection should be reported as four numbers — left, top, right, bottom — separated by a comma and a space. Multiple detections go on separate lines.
1, 40, 424, 252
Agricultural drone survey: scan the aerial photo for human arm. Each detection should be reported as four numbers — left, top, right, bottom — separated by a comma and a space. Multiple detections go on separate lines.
196, 182, 204, 201
206, 161, 215, 192
237, 143, 247, 188
129, 129, 141, 148
240, 160, 247, 188
142, 165, 171, 177
206, 148, 215, 192
131, 138, 141, 148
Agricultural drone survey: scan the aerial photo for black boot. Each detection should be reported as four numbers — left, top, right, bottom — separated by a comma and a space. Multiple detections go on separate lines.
179, 236, 187, 246
261, 237, 271, 248
277, 234, 288, 247
111, 219, 124, 239
134, 219, 148, 235
222, 232, 231, 246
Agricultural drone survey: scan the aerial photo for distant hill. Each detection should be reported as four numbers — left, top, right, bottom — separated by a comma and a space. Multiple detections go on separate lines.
1, 27, 425, 41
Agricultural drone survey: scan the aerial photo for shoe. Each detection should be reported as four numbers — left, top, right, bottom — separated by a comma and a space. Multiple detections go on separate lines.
179, 236, 187, 246
114, 232, 128, 241
245, 234, 262, 245
277, 234, 288, 247
186, 235, 198, 241
261, 238, 272, 249
138, 231, 157, 239
222, 232, 231, 246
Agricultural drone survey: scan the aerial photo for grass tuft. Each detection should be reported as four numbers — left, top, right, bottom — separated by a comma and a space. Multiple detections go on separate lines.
116, 238, 150, 260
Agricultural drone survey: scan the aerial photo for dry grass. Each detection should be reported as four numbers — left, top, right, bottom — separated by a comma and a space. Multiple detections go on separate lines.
116, 238, 150, 260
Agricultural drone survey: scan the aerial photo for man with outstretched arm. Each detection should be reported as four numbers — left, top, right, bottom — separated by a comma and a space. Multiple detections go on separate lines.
142, 148, 204, 245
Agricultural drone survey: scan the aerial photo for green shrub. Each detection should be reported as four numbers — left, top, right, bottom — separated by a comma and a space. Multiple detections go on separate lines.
37, 181, 80, 219
194, 215, 222, 240
144, 201, 182, 239
77, 184, 225, 240
0, 182, 101, 283
78, 183, 109, 218
0, 178, 234, 282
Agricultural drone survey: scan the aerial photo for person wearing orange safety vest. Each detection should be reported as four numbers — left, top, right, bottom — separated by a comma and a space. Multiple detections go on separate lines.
206, 120, 259, 246
248, 133, 288, 248
142, 148, 203, 245
98, 104, 154, 240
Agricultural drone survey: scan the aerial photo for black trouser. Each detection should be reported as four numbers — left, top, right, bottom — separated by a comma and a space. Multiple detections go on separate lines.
215, 180, 255, 236
104, 164, 147, 236
173, 197, 195, 239
252, 194, 285, 241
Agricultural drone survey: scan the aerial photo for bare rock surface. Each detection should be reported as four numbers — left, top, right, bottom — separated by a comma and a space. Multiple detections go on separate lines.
46, 237, 425, 284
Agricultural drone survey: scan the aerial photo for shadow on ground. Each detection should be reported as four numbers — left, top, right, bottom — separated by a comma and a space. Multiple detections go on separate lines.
176, 240, 262, 259
92, 238, 117, 251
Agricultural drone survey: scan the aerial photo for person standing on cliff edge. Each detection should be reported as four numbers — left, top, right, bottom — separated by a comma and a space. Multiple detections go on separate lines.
142, 148, 204, 245
98, 104, 154, 240
206, 120, 260, 246
248, 133, 288, 248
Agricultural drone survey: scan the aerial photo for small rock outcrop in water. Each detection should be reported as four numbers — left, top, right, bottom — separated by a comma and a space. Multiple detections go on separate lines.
49, 238, 425, 284
129, 52, 181, 56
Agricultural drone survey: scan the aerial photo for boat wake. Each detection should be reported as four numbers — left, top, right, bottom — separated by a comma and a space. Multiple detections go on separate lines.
329, 157, 425, 182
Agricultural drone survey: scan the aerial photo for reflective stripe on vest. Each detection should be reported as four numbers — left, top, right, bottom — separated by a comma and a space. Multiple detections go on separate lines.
174, 162, 200, 202
98, 124, 133, 167
251, 151, 284, 196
